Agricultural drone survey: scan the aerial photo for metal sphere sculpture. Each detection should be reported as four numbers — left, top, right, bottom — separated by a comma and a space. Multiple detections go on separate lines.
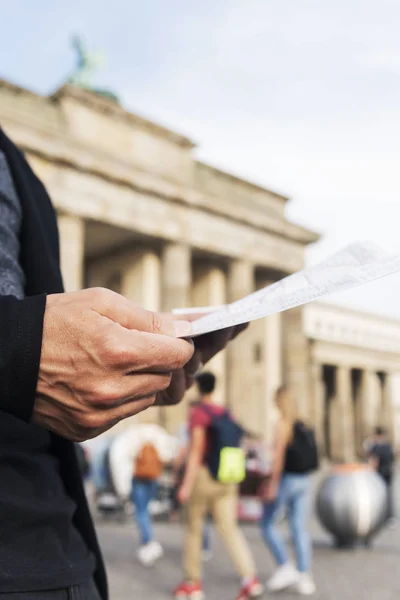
316, 464, 387, 547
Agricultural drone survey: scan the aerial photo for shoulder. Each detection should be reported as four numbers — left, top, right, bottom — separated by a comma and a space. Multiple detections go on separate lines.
190, 404, 212, 429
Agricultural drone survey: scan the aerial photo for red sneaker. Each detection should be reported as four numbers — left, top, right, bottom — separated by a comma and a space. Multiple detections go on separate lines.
173, 581, 205, 599
235, 577, 264, 600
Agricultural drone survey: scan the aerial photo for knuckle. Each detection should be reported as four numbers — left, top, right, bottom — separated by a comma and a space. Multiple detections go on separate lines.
77, 411, 108, 432
100, 336, 118, 362
118, 345, 139, 368
94, 382, 120, 406
91, 286, 108, 301
99, 331, 139, 368
91, 287, 115, 307
149, 311, 165, 335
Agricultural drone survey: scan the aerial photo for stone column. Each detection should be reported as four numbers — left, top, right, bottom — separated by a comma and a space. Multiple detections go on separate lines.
161, 242, 191, 311
191, 263, 227, 406
121, 250, 161, 312
227, 259, 256, 430
310, 362, 325, 450
381, 373, 396, 443
58, 214, 85, 291
121, 249, 162, 425
330, 366, 355, 462
161, 242, 192, 433
282, 307, 311, 421
359, 370, 380, 444
263, 310, 282, 448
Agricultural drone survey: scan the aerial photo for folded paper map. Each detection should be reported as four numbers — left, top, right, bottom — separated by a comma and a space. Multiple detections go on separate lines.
173, 241, 400, 337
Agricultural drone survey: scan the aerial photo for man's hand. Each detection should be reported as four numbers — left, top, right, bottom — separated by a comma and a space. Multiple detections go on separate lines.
155, 323, 248, 406
34, 288, 194, 441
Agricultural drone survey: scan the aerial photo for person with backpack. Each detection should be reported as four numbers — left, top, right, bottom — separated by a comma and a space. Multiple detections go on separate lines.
109, 423, 179, 566
174, 372, 263, 600
172, 401, 213, 560
367, 426, 396, 526
260, 385, 318, 596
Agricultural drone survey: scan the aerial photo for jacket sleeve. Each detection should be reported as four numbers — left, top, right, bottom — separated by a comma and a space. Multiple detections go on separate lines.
0, 294, 46, 422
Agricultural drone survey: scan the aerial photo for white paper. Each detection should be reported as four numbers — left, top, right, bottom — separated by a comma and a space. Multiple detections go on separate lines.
173, 241, 400, 338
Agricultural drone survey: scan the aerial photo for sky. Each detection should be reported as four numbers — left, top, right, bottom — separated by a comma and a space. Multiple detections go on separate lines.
2, 0, 400, 316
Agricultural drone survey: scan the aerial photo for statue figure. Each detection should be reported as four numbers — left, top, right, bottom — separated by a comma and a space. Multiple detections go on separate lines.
67, 35, 120, 103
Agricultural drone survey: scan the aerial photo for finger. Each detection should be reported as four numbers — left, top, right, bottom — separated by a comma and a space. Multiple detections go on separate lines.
184, 349, 203, 388
230, 322, 249, 340
96, 394, 158, 426
184, 348, 203, 378
87, 372, 174, 408
100, 324, 195, 372
90, 288, 191, 337
194, 327, 235, 364
161, 348, 203, 405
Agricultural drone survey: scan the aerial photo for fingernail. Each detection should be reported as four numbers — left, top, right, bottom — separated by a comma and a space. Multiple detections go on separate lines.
174, 320, 192, 337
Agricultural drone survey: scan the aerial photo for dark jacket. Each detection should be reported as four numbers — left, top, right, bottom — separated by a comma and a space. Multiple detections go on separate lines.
0, 128, 107, 599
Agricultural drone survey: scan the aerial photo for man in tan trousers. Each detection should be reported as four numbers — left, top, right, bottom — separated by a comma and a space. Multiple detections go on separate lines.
174, 372, 263, 600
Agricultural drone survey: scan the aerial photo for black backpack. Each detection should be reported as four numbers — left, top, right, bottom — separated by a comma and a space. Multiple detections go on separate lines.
284, 421, 319, 474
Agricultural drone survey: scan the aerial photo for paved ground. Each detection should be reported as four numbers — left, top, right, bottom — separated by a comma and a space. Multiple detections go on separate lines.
96, 511, 400, 600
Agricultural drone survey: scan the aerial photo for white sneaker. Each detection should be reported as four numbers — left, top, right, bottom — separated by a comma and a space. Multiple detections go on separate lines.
137, 541, 163, 566
148, 540, 164, 564
297, 573, 316, 596
267, 563, 299, 592
137, 543, 153, 566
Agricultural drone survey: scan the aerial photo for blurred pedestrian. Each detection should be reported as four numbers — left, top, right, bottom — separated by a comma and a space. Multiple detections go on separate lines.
174, 372, 263, 600
260, 386, 318, 596
109, 424, 179, 566
367, 426, 396, 526
172, 401, 213, 561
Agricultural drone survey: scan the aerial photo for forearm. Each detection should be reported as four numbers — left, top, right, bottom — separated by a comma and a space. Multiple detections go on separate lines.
182, 447, 202, 492
268, 420, 288, 487
269, 452, 284, 485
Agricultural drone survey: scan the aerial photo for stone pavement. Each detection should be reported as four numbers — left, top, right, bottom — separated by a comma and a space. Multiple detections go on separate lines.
96, 514, 400, 600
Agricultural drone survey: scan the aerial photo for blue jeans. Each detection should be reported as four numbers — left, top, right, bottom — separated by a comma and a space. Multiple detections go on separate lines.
260, 473, 311, 572
132, 478, 159, 546
202, 517, 212, 552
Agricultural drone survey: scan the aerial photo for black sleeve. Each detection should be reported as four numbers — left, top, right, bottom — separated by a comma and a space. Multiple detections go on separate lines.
0, 294, 46, 421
